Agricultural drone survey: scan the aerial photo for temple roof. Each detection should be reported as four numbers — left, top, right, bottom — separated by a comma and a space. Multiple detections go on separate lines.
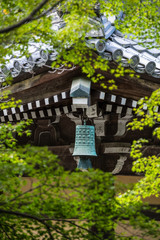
1, 11, 160, 88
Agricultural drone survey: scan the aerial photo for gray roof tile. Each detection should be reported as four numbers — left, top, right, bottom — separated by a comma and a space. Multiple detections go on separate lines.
148, 48, 160, 58
86, 39, 106, 53
106, 41, 139, 67
104, 26, 116, 39
132, 45, 147, 52
105, 42, 123, 61
112, 36, 137, 48
103, 21, 112, 32
126, 48, 156, 74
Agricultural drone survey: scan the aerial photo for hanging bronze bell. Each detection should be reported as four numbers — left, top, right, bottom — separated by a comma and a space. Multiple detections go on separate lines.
73, 122, 97, 157
77, 157, 92, 170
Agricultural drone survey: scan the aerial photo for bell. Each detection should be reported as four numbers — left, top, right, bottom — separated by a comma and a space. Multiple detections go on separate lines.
73, 122, 97, 157
77, 157, 92, 170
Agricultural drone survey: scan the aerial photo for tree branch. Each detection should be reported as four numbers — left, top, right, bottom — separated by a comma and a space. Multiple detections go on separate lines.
43, 218, 102, 239
0, 209, 71, 240
0, 0, 61, 34
32, 0, 61, 21
8, 184, 43, 203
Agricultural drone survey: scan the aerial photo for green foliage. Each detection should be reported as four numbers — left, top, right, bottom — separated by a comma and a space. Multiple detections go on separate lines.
0, 1, 160, 239
0, 94, 158, 239
118, 89, 160, 207
128, 89, 160, 131
114, 0, 160, 47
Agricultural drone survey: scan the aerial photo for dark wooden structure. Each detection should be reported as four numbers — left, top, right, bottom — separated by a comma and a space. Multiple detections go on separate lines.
1, 12, 160, 176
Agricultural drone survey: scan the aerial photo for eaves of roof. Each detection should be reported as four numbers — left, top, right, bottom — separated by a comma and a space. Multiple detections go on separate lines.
1, 12, 160, 88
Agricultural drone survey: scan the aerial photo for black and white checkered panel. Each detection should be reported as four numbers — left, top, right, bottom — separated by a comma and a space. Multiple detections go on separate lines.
0, 105, 75, 123
0, 90, 140, 123
98, 90, 138, 109
99, 91, 160, 116
105, 103, 133, 117
0, 91, 71, 122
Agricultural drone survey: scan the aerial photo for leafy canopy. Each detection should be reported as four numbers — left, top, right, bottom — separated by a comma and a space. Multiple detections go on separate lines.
118, 89, 160, 205
0, 0, 160, 239
0, 109, 159, 239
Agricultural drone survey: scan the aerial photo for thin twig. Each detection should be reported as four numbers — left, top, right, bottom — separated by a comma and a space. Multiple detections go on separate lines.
0, 0, 61, 34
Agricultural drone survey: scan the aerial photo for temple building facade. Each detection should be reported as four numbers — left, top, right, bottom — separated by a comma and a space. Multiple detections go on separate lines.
1, 11, 160, 176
